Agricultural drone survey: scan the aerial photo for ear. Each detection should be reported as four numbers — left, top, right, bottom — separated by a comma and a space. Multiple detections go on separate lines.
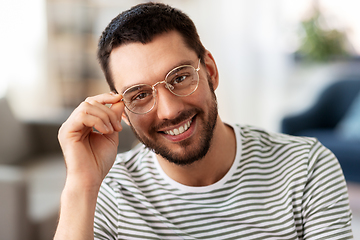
121, 111, 131, 126
203, 50, 219, 90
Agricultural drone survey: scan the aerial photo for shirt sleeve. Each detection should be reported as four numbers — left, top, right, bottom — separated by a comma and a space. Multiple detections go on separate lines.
302, 140, 353, 239
94, 181, 118, 240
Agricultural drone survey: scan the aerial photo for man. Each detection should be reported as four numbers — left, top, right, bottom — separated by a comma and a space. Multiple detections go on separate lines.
54, 2, 353, 239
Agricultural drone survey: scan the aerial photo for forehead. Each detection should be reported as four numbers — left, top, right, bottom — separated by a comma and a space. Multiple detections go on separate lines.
109, 31, 198, 93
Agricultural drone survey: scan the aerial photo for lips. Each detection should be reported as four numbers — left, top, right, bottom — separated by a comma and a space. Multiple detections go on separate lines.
154, 109, 199, 142
164, 119, 192, 136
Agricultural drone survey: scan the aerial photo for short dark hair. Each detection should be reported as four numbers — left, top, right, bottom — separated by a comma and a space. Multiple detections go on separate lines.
97, 2, 206, 92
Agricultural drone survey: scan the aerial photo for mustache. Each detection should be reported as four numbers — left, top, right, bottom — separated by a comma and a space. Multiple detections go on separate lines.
152, 108, 201, 132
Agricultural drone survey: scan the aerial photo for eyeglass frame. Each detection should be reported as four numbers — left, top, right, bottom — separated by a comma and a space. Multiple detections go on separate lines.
120, 59, 201, 115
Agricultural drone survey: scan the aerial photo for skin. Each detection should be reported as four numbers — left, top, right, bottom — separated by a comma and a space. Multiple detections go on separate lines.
54, 31, 236, 239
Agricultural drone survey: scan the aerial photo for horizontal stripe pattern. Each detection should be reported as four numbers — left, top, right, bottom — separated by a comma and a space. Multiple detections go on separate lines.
94, 124, 353, 239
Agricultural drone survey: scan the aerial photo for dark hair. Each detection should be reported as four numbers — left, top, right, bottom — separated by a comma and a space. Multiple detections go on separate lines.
97, 2, 206, 92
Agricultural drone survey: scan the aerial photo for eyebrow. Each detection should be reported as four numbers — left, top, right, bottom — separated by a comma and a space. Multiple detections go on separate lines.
120, 59, 197, 94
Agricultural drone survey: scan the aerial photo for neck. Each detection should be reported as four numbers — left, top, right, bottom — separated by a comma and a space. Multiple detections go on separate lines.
156, 116, 236, 187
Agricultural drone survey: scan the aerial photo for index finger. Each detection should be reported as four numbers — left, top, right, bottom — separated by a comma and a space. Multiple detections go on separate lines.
109, 98, 125, 116
85, 92, 123, 105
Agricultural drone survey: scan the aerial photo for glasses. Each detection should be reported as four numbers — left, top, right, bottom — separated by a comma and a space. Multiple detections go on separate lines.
121, 59, 201, 114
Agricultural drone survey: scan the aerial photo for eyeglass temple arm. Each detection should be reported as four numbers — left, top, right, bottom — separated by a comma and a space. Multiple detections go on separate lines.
196, 58, 201, 71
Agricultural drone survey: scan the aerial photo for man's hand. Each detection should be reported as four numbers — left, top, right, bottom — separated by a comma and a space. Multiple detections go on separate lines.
59, 92, 124, 188
55, 92, 124, 240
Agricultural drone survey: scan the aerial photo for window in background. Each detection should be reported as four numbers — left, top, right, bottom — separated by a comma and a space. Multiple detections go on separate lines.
0, 0, 47, 119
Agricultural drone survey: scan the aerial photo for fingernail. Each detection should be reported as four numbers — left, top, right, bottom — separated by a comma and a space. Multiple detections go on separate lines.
117, 120, 122, 130
110, 91, 120, 96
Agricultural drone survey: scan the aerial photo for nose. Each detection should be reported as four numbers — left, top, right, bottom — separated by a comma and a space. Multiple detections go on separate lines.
154, 85, 185, 120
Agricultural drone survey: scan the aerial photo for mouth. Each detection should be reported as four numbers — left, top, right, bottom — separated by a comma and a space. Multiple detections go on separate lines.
154, 109, 199, 142
163, 119, 192, 136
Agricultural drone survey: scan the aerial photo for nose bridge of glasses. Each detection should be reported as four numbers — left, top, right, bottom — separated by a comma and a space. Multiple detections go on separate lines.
152, 80, 174, 91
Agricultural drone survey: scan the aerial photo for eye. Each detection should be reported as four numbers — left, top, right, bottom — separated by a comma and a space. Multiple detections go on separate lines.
133, 91, 152, 101
173, 75, 187, 84
167, 65, 194, 85
169, 73, 191, 87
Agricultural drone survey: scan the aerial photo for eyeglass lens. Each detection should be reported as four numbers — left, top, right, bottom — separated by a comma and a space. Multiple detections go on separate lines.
123, 64, 199, 114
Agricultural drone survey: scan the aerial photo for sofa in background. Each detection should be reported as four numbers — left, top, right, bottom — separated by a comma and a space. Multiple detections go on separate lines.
281, 77, 360, 183
0, 97, 137, 240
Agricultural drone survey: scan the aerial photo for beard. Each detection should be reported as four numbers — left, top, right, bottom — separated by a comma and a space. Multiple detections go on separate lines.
126, 78, 218, 166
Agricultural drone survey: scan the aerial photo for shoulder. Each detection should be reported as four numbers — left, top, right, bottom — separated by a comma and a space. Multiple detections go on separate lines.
236, 124, 317, 147
234, 124, 332, 167
102, 143, 155, 185
235, 124, 342, 177
239, 125, 317, 145
116, 143, 153, 168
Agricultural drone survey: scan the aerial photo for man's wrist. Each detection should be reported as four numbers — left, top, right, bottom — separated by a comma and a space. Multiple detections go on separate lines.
55, 179, 99, 240
63, 174, 102, 196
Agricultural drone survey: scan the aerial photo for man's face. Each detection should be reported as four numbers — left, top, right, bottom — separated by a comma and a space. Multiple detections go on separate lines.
109, 31, 219, 165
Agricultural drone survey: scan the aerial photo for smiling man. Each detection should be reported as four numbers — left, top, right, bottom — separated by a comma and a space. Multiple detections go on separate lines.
54, 2, 353, 240
110, 31, 222, 167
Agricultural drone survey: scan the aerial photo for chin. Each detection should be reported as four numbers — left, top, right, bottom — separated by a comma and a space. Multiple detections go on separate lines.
128, 80, 218, 166
138, 111, 217, 166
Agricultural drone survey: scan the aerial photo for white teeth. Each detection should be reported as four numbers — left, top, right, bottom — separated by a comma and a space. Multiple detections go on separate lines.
164, 120, 192, 136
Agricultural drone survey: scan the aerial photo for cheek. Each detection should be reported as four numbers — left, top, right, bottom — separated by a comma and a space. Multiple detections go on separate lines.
126, 113, 153, 134
193, 80, 215, 104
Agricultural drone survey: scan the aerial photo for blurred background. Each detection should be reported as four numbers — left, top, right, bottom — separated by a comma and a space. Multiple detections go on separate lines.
0, 0, 359, 239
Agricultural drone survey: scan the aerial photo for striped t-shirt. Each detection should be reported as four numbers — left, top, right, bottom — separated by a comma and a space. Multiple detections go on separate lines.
94, 124, 353, 239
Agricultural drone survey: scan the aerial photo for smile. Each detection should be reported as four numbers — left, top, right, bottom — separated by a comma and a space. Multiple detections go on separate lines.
164, 119, 192, 136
